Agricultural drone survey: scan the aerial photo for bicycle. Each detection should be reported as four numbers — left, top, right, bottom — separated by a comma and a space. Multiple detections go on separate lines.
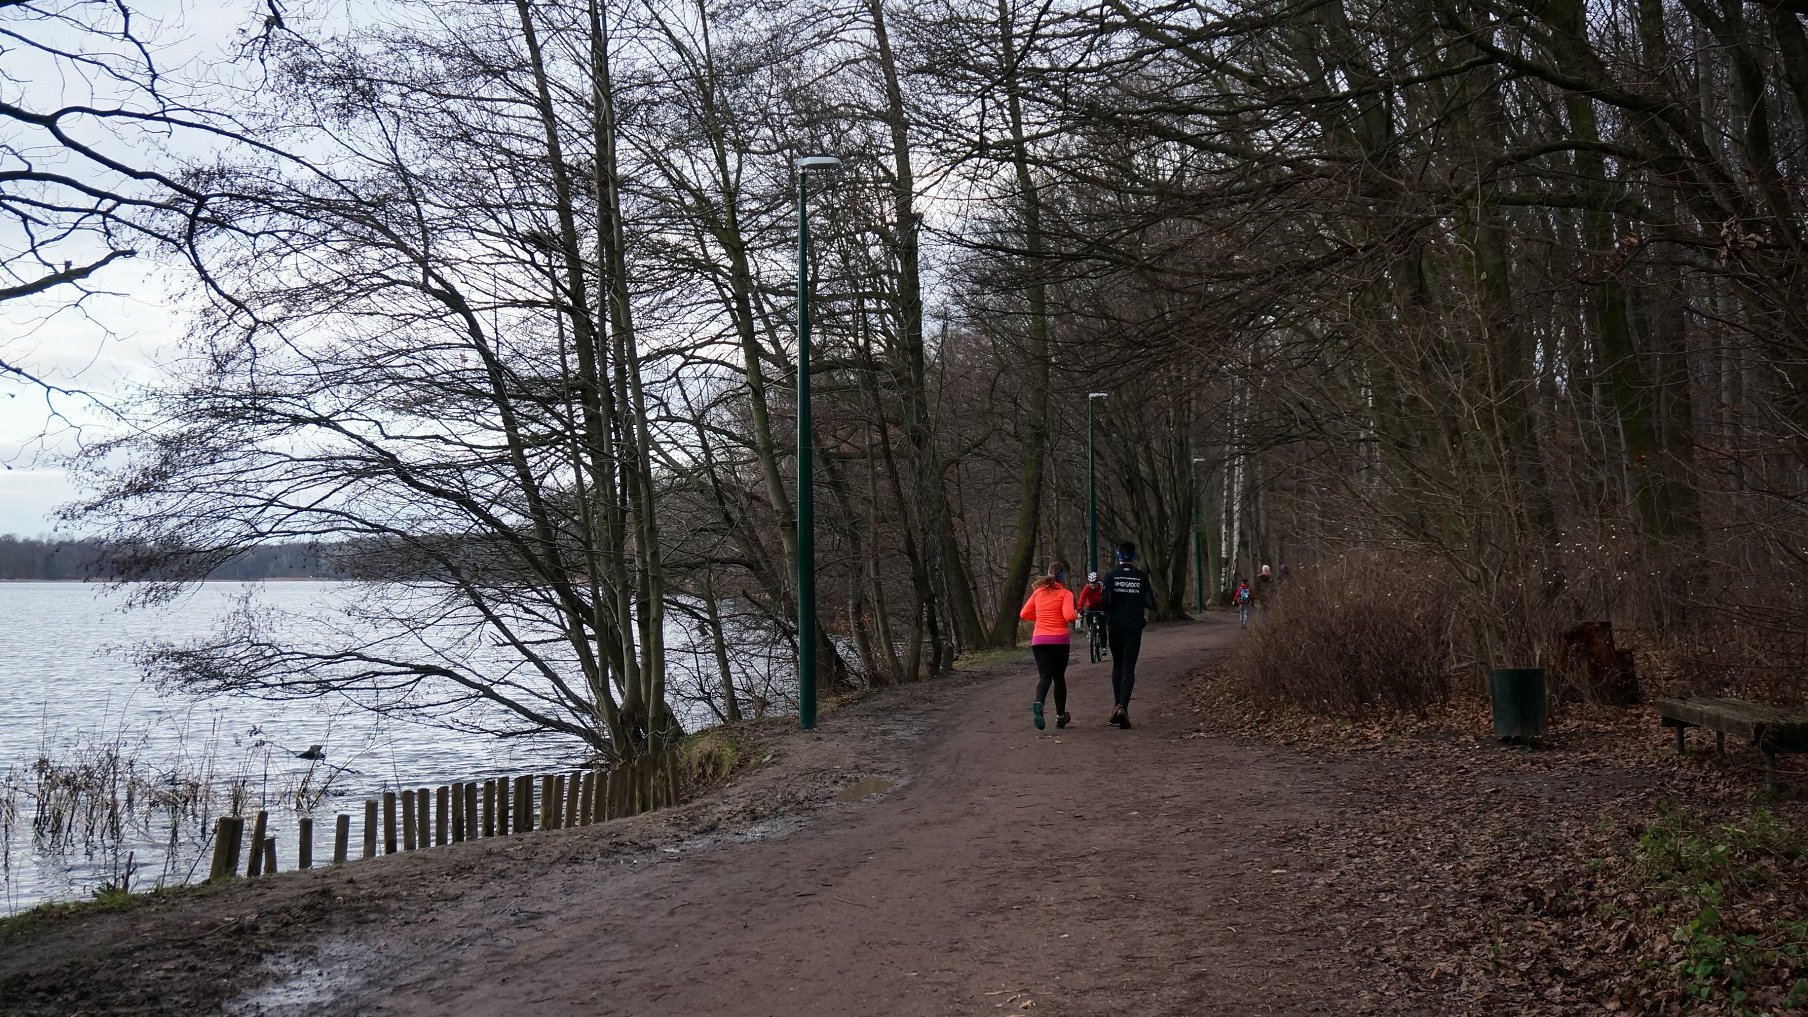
1086, 610, 1109, 662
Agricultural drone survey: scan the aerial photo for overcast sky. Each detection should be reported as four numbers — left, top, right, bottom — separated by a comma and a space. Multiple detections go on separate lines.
0, 2, 324, 537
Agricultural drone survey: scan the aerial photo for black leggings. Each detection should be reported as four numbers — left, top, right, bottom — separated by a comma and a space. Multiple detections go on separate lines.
1032, 643, 1070, 714
1108, 628, 1143, 707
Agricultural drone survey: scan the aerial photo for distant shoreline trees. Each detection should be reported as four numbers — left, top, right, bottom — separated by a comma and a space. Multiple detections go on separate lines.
0, 535, 346, 582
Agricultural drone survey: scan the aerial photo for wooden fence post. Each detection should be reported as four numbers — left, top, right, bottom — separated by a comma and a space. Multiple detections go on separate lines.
463, 782, 478, 840
415, 789, 431, 848
334, 814, 351, 864
364, 799, 379, 858
564, 773, 581, 827
247, 811, 269, 877
451, 782, 465, 842
436, 785, 450, 846
383, 792, 398, 855
517, 776, 534, 832
298, 817, 313, 870
262, 836, 277, 875
541, 775, 557, 830
484, 779, 498, 837
402, 791, 418, 851
208, 816, 240, 880
498, 776, 512, 835
580, 771, 595, 825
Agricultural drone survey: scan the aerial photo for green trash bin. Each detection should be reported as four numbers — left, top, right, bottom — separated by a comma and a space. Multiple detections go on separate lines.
1488, 667, 1548, 741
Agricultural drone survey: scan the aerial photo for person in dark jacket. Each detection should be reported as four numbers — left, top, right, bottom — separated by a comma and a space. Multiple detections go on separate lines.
1099, 541, 1156, 728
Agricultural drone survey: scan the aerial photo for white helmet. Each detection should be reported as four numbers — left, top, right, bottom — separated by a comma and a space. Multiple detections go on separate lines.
1087, 571, 1099, 582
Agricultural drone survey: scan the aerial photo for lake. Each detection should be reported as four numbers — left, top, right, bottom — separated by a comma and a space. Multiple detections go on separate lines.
0, 581, 770, 913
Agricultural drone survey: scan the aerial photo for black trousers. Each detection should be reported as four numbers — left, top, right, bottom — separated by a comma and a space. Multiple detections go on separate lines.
1108, 628, 1144, 707
1032, 643, 1069, 714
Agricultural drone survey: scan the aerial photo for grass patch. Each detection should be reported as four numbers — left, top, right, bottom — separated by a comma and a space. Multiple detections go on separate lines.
678, 727, 763, 794
953, 646, 1026, 672
1633, 806, 1808, 1014
0, 881, 186, 941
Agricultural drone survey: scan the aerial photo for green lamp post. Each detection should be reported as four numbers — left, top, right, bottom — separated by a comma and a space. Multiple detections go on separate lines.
1086, 391, 1109, 574
794, 153, 840, 731
1192, 456, 1208, 611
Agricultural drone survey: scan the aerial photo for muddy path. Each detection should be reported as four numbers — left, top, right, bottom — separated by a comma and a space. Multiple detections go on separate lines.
4, 617, 1368, 1016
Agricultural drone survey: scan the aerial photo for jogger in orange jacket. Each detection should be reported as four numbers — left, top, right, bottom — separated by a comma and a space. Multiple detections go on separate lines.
1019, 559, 1078, 730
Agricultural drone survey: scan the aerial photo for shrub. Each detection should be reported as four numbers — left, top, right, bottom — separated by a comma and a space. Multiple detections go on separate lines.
1224, 555, 1460, 718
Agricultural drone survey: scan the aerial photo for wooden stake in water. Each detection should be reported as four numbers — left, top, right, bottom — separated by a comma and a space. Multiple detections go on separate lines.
208, 816, 240, 880
364, 799, 379, 859
382, 792, 398, 855
298, 817, 314, 870
247, 811, 270, 877
334, 814, 351, 864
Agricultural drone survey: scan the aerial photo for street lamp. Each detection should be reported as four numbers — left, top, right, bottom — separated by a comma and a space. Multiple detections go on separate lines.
1087, 391, 1109, 574
1192, 456, 1208, 613
795, 152, 840, 731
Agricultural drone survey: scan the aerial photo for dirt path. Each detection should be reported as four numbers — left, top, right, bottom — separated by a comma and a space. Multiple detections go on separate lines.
207, 616, 1357, 1017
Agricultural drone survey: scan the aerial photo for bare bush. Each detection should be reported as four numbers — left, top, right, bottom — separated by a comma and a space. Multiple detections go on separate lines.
1224, 557, 1461, 718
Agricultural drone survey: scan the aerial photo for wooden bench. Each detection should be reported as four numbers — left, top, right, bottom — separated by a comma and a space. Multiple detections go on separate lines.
1655, 696, 1808, 789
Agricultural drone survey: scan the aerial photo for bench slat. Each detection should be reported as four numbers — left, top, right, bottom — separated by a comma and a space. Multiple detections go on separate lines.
1654, 696, 1808, 751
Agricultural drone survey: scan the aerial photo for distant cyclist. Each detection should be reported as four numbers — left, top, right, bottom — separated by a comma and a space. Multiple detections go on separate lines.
1077, 570, 1105, 629
1100, 541, 1156, 728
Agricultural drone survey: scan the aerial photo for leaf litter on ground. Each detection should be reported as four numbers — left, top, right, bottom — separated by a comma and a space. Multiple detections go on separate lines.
1184, 664, 1808, 1016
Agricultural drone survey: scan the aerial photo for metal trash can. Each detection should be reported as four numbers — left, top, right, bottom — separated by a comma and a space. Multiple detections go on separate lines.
1488, 667, 1548, 741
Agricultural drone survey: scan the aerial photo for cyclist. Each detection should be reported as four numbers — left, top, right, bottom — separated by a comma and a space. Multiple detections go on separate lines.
1100, 541, 1156, 728
1017, 559, 1077, 730
1077, 570, 1107, 656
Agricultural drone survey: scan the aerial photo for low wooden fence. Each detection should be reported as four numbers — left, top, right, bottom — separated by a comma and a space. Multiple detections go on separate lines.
206, 749, 680, 880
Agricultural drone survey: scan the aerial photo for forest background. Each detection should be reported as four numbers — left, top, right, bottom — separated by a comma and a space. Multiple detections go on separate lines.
6, 0, 1808, 761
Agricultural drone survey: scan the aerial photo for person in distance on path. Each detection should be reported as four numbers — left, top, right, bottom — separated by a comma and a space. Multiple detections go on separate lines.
1018, 559, 1077, 731
1077, 570, 1106, 637
1100, 541, 1156, 728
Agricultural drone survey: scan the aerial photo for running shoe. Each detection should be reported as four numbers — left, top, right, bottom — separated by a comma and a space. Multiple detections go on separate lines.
1033, 701, 1046, 730
1056, 712, 1071, 729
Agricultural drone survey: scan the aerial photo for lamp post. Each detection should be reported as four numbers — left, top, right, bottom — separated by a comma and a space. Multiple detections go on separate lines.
1192, 456, 1208, 612
794, 152, 840, 731
1087, 391, 1109, 573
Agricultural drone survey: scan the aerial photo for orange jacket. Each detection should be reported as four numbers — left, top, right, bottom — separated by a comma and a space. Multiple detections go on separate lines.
1019, 584, 1077, 643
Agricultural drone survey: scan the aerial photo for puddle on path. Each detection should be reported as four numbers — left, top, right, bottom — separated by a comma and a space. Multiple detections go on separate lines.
835, 776, 895, 802
220, 936, 366, 1016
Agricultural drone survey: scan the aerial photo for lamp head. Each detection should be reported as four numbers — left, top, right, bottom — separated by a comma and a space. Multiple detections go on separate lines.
794, 154, 843, 174
1088, 391, 1109, 399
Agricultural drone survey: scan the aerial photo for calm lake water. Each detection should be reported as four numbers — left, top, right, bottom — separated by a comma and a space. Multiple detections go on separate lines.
0, 581, 755, 914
